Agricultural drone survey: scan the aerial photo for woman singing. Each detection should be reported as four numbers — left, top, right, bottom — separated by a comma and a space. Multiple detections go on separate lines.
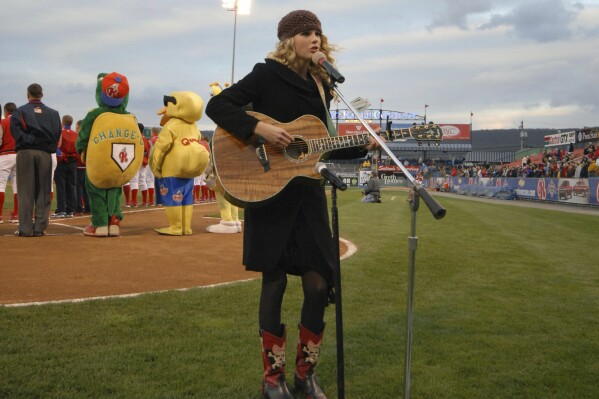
206, 10, 379, 399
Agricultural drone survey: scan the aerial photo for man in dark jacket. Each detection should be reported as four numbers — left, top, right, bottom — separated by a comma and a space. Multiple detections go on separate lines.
362, 171, 382, 203
10, 83, 61, 236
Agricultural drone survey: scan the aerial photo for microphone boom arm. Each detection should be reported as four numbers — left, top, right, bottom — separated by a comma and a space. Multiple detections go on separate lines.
331, 86, 446, 219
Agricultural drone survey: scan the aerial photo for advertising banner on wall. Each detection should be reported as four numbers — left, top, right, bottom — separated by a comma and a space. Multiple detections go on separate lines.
576, 127, 598, 143
544, 131, 576, 147
439, 124, 471, 141
337, 172, 361, 188
590, 178, 599, 206
443, 177, 597, 206
377, 164, 419, 175
329, 171, 599, 207
337, 123, 380, 136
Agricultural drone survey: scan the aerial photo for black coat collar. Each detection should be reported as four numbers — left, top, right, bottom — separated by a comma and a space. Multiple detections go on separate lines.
264, 59, 317, 94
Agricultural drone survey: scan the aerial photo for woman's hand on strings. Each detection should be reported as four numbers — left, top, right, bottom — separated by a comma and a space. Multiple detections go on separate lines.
364, 127, 385, 151
254, 121, 293, 148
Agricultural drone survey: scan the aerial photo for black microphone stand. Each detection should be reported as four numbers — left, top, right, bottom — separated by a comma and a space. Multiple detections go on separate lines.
329, 183, 345, 399
318, 168, 347, 399
327, 75, 446, 399
404, 186, 419, 399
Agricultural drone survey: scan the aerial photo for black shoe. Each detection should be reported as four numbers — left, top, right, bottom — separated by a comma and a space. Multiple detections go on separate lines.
295, 372, 327, 399
263, 374, 293, 399
14, 230, 33, 237
33, 231, 46, 237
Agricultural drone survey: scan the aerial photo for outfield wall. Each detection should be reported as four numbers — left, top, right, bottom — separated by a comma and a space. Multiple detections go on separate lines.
335, 170, 599, 207
430, 177, 598, 207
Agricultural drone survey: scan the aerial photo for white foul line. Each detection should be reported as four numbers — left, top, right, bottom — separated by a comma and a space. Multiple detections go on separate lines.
3, 238, 358, 307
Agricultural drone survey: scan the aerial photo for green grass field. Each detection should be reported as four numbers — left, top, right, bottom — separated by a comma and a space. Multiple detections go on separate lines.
1, 189, 598, 398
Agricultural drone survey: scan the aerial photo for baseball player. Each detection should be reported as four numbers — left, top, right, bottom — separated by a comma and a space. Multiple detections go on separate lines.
0, 102, 19, 223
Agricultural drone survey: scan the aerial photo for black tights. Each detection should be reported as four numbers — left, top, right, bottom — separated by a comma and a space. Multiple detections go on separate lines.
259, 269, 329, 336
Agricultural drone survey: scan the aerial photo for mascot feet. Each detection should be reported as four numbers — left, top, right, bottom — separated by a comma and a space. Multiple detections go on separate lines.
206, 220, 238, 234
154, 227, 183, 236
83, 225, 108, 237
109, 215, 120, 237
155, 207, 187, 235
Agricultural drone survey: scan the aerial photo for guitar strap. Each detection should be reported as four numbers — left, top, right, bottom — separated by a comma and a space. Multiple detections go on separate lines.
311, 73, 338, 137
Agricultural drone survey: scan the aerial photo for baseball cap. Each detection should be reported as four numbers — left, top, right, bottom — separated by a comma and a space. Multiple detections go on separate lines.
100, 72, 129, 107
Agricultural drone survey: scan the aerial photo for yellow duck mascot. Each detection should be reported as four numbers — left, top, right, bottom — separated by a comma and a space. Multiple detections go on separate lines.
205, 82, 242, 234
150, 91, 210, 235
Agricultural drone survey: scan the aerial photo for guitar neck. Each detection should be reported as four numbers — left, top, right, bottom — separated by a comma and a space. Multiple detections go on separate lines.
309, 133, 371, 153
308, 126, 426, 153
385, 127, 432, 141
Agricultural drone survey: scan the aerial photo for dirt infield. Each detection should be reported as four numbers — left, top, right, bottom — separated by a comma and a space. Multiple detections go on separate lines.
0, 203, 350, 306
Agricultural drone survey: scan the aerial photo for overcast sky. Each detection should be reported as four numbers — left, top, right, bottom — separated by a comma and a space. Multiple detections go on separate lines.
1, 0, 598, 131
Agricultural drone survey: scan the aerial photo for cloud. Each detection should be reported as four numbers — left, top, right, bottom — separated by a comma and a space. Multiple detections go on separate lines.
479, 0, 584, 42
427, 0, 497, 30
2, 0, 598, 130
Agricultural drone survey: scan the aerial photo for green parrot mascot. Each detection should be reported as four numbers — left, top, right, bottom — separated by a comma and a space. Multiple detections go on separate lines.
75, 72, 143, 237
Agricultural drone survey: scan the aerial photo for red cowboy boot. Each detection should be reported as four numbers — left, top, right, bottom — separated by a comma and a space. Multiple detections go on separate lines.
261, 326, 293, 399
295, 323, 327, 399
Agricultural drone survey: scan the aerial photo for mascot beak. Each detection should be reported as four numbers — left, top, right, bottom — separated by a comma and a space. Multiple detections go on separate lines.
156, 106, 169, 127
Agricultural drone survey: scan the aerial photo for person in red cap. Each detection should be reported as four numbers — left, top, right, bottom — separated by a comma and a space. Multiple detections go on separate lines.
76, 72, 144, 237
206, 10, 380, 399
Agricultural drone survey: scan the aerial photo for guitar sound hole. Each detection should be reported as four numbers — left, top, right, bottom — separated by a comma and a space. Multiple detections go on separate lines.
285, 137, 310, 162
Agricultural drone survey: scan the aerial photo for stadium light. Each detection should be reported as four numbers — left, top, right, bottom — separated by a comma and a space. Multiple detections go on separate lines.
222, 0, 252, 83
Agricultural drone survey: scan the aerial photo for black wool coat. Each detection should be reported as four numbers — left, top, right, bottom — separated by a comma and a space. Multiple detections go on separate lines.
206, 59, 366, 281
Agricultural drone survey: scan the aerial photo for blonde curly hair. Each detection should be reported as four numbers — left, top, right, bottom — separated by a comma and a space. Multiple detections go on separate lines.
267, 33, 339, 86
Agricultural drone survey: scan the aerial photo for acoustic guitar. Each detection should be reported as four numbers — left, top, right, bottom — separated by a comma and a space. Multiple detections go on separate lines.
212, 111, 442, 207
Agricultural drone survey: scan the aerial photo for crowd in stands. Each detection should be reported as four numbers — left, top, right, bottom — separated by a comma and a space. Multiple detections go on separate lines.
462, 143, 599, 179
369, 141, 599, 180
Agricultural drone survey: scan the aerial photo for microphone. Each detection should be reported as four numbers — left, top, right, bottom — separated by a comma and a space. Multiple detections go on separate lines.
315, 162, 347, 191
312, 52, 345, 84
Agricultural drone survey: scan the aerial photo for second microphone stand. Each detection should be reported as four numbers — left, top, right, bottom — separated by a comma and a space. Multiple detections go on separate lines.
328, 76, 446, 399
329, 182, 346, 399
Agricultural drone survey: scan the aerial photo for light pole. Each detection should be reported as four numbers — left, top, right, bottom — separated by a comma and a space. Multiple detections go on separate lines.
520, 120, 527, 150
222, 0, 251, 84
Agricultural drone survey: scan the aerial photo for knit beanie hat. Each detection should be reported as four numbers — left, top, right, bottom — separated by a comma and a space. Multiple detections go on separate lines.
101, 72, 129, 107
277, 10, 322, 41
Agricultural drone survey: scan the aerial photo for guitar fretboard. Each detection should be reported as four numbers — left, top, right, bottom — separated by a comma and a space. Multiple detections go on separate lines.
308, 127, 427, 153
309, 133, 371, 152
